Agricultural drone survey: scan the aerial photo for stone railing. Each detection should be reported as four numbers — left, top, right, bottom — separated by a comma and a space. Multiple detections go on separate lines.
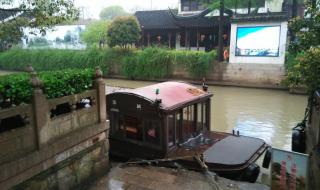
0, 104, 35, 165
0, 67, 109, 189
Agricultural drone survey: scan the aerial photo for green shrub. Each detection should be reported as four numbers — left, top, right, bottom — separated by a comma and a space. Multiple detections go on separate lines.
0, 69, 94, 108
0, 48, 109, 74
122, 48, 174, 79
174, 50, 216, 78
286, 48, 320, 93
121, 47, 216, 79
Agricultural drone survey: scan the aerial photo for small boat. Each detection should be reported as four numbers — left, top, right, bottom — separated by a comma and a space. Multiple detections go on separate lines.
106, 81, 269, 182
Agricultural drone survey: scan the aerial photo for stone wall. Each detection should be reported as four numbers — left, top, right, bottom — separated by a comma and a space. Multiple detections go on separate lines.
306, 91, 320, 190
12, 138, 109, 190
108, 60, 285, 87
0, 67, 109, 190
221, 63, 285, 85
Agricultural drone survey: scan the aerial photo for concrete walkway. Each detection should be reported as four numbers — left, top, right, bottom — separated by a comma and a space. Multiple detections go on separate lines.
88, 165, 269, 190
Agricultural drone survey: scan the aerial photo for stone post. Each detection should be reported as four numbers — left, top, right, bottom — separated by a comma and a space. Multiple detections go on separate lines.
94, 67, 107, 123
28, 65, 48, 149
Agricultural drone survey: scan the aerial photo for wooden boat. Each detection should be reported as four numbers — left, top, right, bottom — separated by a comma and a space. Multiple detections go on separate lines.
106, 81, 269, 182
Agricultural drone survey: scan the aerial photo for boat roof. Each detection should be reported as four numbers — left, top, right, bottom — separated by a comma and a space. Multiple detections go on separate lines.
108, 81, 213, 111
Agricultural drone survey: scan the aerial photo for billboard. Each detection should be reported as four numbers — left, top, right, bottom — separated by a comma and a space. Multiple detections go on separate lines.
236, 26, 280, 57
271, 148, 309, 190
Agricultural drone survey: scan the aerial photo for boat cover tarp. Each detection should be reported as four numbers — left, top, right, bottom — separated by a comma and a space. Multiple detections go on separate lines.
203, 135, 265, 166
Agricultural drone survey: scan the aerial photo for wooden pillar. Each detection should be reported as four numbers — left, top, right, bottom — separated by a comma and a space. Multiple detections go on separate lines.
147, 33, 150, 47
187, 31, 191, 50
218, 0, 224, 61
185, 31, 188, 50
168, 33, 172, 49
141, 30, 144, 48
175, 32, 181, 49
196, 30, 200, 51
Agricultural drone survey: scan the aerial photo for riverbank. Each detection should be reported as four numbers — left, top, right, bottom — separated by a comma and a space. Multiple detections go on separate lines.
0, 48, 290, 90
107, 74, 288, 91
87, 165, 269, 190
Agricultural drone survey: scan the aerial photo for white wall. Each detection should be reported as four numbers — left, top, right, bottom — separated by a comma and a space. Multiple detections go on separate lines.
266, 0, 284, 12
229, 21, 288, 64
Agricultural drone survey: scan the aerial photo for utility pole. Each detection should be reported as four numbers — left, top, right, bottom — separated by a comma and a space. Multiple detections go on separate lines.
218, 0, 224, 62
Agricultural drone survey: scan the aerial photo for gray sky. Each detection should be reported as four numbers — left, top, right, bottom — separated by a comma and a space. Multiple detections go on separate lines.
75, 0, 179, 19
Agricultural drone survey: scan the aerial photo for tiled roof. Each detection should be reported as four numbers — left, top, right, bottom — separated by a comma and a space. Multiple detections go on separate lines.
231, 12, 288, 23
134, 10, 179, 30
135, 9, 230, 30
0, 9, 22, 22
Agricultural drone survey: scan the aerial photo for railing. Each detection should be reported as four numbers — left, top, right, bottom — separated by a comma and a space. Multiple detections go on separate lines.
0, 67, 107, 164
0, 104, 36, 165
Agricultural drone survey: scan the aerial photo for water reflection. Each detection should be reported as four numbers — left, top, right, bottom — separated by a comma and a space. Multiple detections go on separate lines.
105, 79, 307, 150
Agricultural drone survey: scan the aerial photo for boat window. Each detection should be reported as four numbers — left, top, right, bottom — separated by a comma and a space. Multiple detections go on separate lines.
110, 112, 120, 135
123, 116, 143, 141
182, 105, 195, 140
145, 120, 160, 145
168, 115, 175, 147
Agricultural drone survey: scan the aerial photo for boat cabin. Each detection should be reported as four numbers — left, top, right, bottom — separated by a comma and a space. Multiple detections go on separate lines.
106, 81, 269, 182
107, 81, 212, 159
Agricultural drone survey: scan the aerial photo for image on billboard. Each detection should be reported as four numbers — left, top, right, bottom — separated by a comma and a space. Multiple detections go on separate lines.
236, 26, 280, 57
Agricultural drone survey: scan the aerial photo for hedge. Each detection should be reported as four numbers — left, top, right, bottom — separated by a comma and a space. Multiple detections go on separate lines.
0, 69, 94, 108
0, 47, 217, 80
0, 48, 111, 74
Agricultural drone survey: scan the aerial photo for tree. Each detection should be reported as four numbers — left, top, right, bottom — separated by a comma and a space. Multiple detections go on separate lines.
99, 6, 128, 20
0, 0, 79, 50
80, 20, 109, 47
289, 0, 320, 55
286, 0, 320, 93
106, 16, 141, 48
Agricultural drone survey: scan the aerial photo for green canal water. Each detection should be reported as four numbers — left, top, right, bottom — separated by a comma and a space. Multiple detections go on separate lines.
105, 79, 308, 151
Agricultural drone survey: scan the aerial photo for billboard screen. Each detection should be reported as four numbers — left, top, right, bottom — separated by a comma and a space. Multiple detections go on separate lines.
236, 26, 280, 57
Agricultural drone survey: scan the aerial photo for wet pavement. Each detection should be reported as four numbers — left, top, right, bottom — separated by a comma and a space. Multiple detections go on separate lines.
88, 165, 269, 190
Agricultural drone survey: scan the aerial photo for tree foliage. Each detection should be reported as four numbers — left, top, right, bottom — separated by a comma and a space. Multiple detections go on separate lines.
288, 0, 320, 55
286, 0, 320, 93
99, 6, 128, 20
106, 16, 141, 48
0, 0, 79, 50
80, 20, 110, 45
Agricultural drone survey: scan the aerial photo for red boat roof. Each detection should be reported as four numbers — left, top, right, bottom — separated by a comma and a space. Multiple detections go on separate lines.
109, 81, 213, 111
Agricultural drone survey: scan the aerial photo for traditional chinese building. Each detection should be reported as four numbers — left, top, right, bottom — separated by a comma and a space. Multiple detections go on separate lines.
135, 9, 231, 51
134, 0, 304, 52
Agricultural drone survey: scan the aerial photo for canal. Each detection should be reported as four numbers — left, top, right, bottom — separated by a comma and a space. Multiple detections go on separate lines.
105, 79, 308, 151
